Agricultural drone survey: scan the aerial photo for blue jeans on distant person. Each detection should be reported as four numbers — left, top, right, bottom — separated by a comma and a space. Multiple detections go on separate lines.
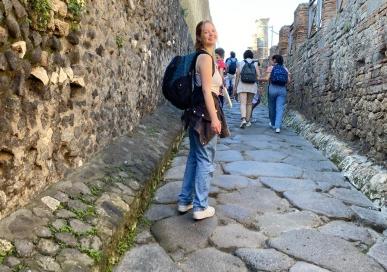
178, 127, 217, 211
268, 84, 287, 129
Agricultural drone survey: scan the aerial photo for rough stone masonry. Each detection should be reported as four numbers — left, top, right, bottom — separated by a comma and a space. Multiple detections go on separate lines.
277, 0, 386, 167
0, 0, 195, 219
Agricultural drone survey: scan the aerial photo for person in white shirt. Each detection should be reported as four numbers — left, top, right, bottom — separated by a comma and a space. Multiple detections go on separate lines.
233, 50, 261, 128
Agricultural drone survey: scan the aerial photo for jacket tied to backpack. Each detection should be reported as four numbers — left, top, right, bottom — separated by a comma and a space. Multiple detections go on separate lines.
182, 93, 230, 145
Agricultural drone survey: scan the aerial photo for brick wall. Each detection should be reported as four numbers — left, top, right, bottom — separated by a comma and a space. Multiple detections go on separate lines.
279, 0, 386, 167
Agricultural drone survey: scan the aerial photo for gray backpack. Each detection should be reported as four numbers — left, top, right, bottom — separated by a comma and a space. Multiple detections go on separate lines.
240, 60, 257, 83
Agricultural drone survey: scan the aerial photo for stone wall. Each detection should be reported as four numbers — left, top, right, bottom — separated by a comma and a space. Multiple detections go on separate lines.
280, 0, 387, 167
278, 26, 290, 56
179, 0, 212, 41
0, 0, 194, 219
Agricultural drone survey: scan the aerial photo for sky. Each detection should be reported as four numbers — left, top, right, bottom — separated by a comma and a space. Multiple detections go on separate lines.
209, 0, 307, 59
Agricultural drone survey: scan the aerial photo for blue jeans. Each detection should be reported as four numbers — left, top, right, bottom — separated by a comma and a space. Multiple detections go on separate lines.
268, 84, 287, 129
178, 127, 217, 211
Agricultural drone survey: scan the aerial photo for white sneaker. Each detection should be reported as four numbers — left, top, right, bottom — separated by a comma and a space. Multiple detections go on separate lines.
193, 206, 215, 220
246, 121, 252, 127
240, 119, 247, 129
269, 122, 274, 128
177, 203, 193, 213
275, 128, 280, 133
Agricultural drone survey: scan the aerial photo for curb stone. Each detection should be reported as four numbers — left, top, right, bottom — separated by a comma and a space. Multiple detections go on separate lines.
284, 109, 387, 211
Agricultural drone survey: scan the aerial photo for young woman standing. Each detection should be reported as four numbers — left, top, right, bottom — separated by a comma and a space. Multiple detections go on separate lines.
178, 20, 229, 220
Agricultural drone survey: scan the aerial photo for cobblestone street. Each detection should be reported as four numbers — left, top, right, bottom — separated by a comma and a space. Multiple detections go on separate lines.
115, 104, 387, 272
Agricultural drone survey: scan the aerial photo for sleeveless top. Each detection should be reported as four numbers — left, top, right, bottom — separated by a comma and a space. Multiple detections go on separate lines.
191, 51, 221, 106
195, 60, 222, 96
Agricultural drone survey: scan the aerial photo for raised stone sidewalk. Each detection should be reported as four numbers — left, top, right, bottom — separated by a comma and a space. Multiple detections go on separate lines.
0, 104, 185, 272
115, 104, 387, 272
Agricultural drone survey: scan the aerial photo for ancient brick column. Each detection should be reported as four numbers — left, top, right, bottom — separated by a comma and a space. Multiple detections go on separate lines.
270, 45, 279, 57
293, 3, 309, 47
278, 26, 291, 56
322, 0, 336, 30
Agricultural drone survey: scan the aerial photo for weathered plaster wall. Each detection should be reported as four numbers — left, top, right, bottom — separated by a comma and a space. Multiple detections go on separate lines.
279, 0, 386, 167
179, 0, 212, 41
0, 0, 194, 219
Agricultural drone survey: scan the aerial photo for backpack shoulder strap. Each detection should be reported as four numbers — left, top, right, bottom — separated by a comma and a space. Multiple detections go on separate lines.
196, 50, 215, 75
244, 60, 253, 67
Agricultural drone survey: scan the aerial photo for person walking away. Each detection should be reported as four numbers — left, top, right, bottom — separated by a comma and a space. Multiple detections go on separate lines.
178, 20, 230, 220
215, 48, 226, 107
233, 50, 260, 128
263, 54, 290, 133
225, 51, 238, 98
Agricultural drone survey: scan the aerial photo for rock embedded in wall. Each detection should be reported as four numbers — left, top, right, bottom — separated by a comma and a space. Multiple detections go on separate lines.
0, 0, 193, 219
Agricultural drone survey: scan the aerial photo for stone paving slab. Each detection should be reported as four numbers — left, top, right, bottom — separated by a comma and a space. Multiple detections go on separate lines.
145, 204, 178, 222
260, 177, 319, 192
282, 147, 327, 161
224, 161, 303, 178
211, 175, 253, 190
368, 239, 387, 270
150, 213, 217, 254
255, 211, 323, 237
351, 206, 387, 231
153, 181, 181, 204
269, 229, 385, 272
290, 262, 332, 272
235, 248, 296, 272
215, 150, 244, 162
216, 204, 257, 227
180, 248, 247, 272
114, 244, 181, 272
216, 144, 230, 151
218, 186, 290, 214
318, 220, 375, 245
283, 158, 339, 172
302, 171, 350, 188
164, 165, 186, 181
244, 150, 288, 162
329, 187, 376, 208
171, 156, 187, 167
209, 224, 266, 251
284, 191, 354, 219
230, 141, 280, 150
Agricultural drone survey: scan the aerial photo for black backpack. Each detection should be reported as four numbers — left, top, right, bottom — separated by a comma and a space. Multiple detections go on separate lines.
227, 59, 237, 75
162, 51, 213, 110
240, 60, 257, 83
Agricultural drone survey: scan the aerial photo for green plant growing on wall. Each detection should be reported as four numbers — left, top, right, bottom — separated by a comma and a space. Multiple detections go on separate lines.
116, 35, 124, 49
30, 0, 52, 30
343, 21, 351, 33
79, 247, 103, 262
68, 0, 86, 20
181, 8, 188, 18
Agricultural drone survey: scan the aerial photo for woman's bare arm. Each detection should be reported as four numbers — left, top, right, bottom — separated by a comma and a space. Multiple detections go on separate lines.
197, 54, 221, 134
